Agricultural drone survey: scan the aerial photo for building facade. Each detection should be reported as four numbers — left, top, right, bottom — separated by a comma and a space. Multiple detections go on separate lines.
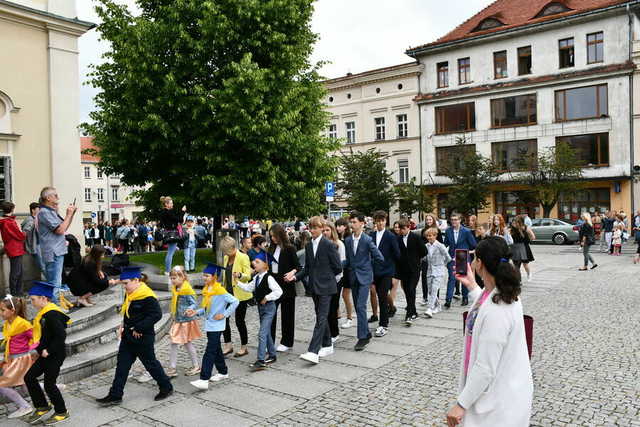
407, 0, 638, 223
323, 62, 424, 221
81, 137, 143, 224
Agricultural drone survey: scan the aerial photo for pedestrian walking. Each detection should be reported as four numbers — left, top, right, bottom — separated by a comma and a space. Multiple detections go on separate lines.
396, 218, 426, 325
489, 214, 513, 245
444, 214, 476, 308
323, 221, 346, 342
182, 216, 197, 272
578, 213, 598, 271
335, 217, 354, 329
423, 228, 451, 318
600, 211, 615, 253
446, 237, 533, 427
104, 222, 114, 248
612, 224, 623, 256
510, 215, 536, 282
158, 196, 187, 275
0, 202, 26, 296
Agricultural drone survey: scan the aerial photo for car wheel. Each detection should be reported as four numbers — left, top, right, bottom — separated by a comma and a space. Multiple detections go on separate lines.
552, 233, 567, 245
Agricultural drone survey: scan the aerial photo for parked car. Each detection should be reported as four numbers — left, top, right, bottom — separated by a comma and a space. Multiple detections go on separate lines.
530, 218, 579, 245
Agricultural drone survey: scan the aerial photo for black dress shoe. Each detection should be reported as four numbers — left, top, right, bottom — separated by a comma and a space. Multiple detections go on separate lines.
461, 297, 469, 306
265, 355, 277, 364
368, 314, 379, 323
444, 301, 451, 309
154, 388, 173, 401
354, 338, 370, 351
250, 360, 268, 371
96, 395, 122, 407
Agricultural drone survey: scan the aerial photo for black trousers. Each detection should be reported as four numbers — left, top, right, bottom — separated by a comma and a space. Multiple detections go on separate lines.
223, 300, 248, 345
108, 334, 172, 399
119, 239, 129, 253
270, 296, 296, 348
24, 355, 66, 414
328, 279, 344, 338
9, 255, 23, 296
373, 275, 392, 328
400, 271, 420, 318
200, 331, 227, 380
308, 294, 332, 354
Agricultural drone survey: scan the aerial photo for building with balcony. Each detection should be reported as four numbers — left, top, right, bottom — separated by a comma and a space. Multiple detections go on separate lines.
407, 0, 638, 223
323, 62, 424, 221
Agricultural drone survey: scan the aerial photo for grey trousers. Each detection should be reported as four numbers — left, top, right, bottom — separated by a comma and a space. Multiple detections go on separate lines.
583, 244, 595, 267
308, 294, 332, 354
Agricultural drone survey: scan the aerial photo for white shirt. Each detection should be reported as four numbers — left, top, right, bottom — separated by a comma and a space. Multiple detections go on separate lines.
352, 232, 362, 255
402, 233, 408, 248
453, 228, 460, 244
237, 272, 283, 302
336, 240, 346, 282
312, 235, 322, 257
375, 229, 384, 248
271, 245, 281, 274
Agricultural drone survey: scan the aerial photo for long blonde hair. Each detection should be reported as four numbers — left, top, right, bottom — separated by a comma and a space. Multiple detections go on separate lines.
581, 212, 593, 226
160, 196, 173, 208
323, 221, 340, 247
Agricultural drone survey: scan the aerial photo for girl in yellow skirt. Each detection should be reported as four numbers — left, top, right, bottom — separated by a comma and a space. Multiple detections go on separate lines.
166, 266, 202, 377
0, 295, 34, 419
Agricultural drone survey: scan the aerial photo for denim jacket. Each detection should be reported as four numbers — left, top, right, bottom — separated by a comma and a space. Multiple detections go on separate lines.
174, 294, 198, 323
195, 292, 239, 332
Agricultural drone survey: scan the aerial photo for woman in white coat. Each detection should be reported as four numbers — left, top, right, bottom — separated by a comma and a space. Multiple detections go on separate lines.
447, 236, 533, 427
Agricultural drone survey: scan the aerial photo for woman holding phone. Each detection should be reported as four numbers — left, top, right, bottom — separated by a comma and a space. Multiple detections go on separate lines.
446, 236, 533, 426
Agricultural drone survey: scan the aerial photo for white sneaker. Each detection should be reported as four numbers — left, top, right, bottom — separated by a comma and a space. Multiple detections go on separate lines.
527, 272, 533, 282
340, 319, 353, 329
137, 372, 153, 383
318, 346, 334, 357
374, 326, 387, 337
190, 379, 209, 390
276, 344, 291, 352
419, 299, 428, 306
424, 309, 433, 319
209, 373, 229, 382
331, 335, 339, 344
300, 352, 319, 364
8, 406, 33, 419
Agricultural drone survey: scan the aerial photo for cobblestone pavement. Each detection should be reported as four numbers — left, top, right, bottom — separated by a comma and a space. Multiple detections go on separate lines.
3, 245, 639, 426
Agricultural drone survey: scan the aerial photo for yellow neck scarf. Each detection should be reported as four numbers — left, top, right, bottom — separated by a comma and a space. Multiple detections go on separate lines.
201, 279, 227, 310
170, 280, 196, 316
120, 283, 157, 318
2, 316, 32, 360
32, 303, 70, 345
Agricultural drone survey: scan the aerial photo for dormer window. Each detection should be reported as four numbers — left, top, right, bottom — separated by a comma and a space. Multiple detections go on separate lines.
535, 2, 571, 18
473, 17, 504, 32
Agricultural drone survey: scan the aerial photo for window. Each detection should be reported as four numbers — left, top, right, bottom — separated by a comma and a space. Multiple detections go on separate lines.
0, 157, 11, 202
111, 187, 119, 201
435, 102, 476, 134
587, 32, 604, 64
398, 159, 409, 183
345, 121, 356, 144
559, 38, 574, 68
375, 117, 386, 140
518, 46, 532, 75
555, 84, 607, 121
397, 114, 408, 139
84, 166, 91, 179
97, 169, 103, 179
473, 18, 504, 32
328, 124, 337, 139
458, 58, 471, 84
491, 94, 537, 128
558, 188, 610, 222
435, 144, 476, 175
557, 133, 609, 167
495, 191, 539, 222
437, 62, 449, 88
97, 188, 104, 202
492, 140, 538, 172
397, 84, 403, 90
494, 51, 507, 79
84, 188, 92, 202
536, 2, 571, 18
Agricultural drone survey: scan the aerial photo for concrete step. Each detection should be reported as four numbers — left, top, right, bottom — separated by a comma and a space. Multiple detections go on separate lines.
65, 313, 122, 356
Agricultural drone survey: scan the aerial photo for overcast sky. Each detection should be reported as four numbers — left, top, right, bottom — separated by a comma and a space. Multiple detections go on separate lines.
77, 0, 493, 123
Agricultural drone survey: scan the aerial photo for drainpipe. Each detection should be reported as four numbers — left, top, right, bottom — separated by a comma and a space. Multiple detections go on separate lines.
417, 66, 424, 221
629, 3, 635, 212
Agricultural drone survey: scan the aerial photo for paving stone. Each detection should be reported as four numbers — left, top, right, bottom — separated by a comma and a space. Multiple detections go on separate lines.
199, 383, 299, 417
239, 370, 335, 399
144, 398, 254, 426
321, 347, 395, 369
84, 383, 172, 413
279, 358, 370, 383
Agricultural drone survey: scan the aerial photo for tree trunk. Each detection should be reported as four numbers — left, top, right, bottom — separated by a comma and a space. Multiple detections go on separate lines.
542, 203, 555, 218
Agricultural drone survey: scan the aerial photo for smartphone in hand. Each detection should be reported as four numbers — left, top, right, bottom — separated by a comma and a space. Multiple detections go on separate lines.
455, 249, 469, 275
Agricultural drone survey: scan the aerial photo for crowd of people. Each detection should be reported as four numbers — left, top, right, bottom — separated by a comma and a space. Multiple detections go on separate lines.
3, 186, 640, 425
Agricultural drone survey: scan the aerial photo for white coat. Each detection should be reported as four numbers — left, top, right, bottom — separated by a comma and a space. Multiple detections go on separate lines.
457, 287, 533, 427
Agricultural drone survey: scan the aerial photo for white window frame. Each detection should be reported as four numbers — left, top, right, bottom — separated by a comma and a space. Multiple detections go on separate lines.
84, 188, 92, 202
84, 166, 91, 179
397, 114, 408, 139
0, 156, 11, 202
97, 188, 104, 202
111, 187, 119, 201
328, 124, 337, 139
345, 121, 356, 144
375, 117, 386, 141
398, 159, 409, 184
97, 169, 103, 179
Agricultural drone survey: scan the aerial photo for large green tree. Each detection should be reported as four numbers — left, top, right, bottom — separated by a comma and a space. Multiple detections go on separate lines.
83, 0, 338, 219
338, 148, 395, 215
395, 178, 434, 219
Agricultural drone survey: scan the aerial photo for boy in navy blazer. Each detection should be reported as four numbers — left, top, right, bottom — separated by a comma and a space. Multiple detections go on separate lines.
368, 210, 400, 337
344, 211, 384, 351
444, 213, 477, 307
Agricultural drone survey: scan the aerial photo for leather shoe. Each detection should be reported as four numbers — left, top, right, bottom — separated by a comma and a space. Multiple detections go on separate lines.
354, 338, 370, 351
461, 297, 469, 306
154, 388, 173, 401
444, 301, 451, 309
96, 395, 122, 407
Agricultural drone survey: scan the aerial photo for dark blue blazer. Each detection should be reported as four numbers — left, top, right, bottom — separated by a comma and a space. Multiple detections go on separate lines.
344, 232, 384, 286
444, 226, 477, 257
369, 229, 400, 277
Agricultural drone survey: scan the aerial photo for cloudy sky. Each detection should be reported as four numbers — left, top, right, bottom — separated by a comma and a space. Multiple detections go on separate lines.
77, 0, 494, 123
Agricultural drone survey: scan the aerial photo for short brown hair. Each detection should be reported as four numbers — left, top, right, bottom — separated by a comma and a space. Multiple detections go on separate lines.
398, 219, 410, 229
1, 201, 15, 214
372, 210, 387, 221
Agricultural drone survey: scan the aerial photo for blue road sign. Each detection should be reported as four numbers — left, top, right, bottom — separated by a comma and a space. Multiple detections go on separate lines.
325, 182, 335, 197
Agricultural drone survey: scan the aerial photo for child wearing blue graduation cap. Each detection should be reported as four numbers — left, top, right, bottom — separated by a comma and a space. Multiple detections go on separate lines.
236, 251, 282, 371
96, 267, 173, 407
23, 281, 71, 425
188, 263, 239, 391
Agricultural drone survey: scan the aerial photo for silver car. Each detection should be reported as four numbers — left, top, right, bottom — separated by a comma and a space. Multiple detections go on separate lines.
530, 218, 579, 245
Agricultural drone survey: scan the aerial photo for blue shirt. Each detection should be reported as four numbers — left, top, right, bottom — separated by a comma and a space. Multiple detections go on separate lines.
195, 292, 239, 332
37, 205, 67, 263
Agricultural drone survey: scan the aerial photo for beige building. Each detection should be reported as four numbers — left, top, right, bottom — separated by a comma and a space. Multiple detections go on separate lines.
323, 62, 424, 222
81, 137, 143, 224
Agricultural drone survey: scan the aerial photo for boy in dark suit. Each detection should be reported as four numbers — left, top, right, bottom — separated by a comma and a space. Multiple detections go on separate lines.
444, 213, 477, 307
396, 219, 426, 326
285, 216, 342, 364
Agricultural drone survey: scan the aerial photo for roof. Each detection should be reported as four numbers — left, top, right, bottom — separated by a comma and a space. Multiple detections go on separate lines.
322, 61, 419, 85
407, 0, 631, 54
0, 0, 96, 30
80, 136, 100, 162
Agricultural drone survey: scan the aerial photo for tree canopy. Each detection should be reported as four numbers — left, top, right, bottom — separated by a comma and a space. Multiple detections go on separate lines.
84, 0, 338, 219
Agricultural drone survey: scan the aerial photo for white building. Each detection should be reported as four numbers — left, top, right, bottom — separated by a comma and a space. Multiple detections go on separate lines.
81, 136, 142, 224
323, 62, 424, 221
406, 0, 638, 222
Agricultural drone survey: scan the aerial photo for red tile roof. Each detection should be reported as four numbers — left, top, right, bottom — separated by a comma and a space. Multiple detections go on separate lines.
407, 0, 630, 53
80, 136, 100, 162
